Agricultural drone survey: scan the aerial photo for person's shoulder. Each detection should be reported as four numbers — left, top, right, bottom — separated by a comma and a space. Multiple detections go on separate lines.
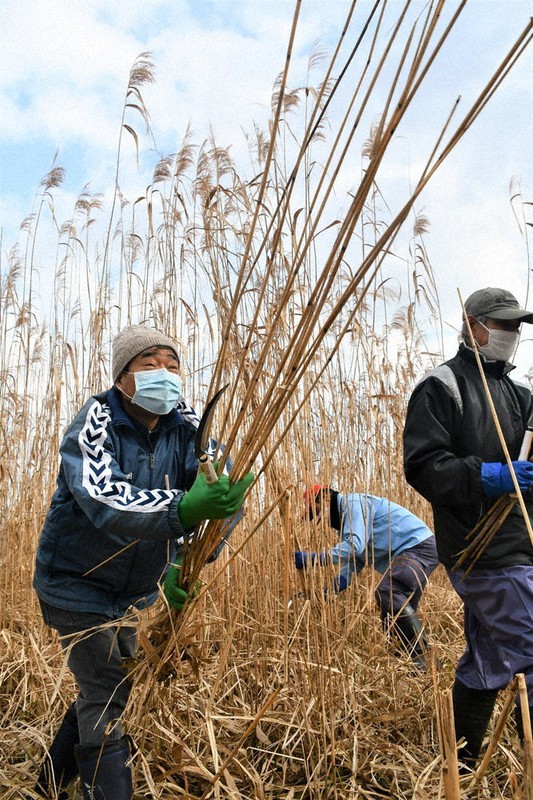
173, 401, 202, 436
407, 352, 468, 418
346, 491, 376, 506
507, 374, 532, 393
413, 357, 461, 393
68, 391, 108, 419
59, 392, 112, 446
507, 374, 533, 407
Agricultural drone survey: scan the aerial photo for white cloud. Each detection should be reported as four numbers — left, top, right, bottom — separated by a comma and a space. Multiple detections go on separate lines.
3, 4, 121, 84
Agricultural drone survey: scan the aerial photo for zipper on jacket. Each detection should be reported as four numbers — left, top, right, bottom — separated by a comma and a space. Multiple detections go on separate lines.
147, 431, 157, 487
148, 450, 156, 487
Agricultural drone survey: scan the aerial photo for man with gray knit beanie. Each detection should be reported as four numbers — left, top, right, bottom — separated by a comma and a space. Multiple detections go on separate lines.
33, 324, 253, 799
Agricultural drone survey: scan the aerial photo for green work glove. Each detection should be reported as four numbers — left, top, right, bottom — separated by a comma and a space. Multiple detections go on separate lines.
163, 559, 200, 612
178, 466, 254, 529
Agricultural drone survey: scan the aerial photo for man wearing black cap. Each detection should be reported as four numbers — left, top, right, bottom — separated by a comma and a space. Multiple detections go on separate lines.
403, 288, 533, 770
33, 324, 253, 799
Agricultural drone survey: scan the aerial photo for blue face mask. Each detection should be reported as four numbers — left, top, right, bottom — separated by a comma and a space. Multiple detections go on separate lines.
123, 369, 183, 415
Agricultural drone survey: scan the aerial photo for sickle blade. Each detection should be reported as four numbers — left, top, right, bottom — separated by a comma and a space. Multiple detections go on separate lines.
194, 383, 229, 459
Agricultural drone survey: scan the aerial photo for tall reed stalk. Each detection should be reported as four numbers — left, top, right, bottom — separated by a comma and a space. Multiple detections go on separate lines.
1, 3, 531, 798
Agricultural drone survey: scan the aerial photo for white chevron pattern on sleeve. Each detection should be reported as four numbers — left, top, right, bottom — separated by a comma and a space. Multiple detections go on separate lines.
79, 400, 176, 513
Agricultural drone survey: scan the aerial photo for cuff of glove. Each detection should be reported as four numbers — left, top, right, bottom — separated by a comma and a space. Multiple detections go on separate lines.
177, 493, 203, 529
480, 462, 505, 497
480, 461, 533, 496
168, 494, 194, 536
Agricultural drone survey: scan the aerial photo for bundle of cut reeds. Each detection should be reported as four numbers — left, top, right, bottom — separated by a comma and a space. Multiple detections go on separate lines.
2, 3, 533, 798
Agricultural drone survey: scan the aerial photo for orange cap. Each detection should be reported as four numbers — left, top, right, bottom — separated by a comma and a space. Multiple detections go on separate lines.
302, 484, 329, 506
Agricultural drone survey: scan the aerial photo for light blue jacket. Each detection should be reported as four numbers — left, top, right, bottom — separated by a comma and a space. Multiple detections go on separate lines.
34, 388, 233, 617
328, 492, 433, 588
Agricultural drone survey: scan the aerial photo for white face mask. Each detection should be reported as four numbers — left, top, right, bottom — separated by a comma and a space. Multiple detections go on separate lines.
477, 320, 520, 362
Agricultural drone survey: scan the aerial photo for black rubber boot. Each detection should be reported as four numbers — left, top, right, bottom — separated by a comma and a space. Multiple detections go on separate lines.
35, 703, 79, 799
452, 679, 498, 769
390, 603, 428, 671
75, 736, 132, 800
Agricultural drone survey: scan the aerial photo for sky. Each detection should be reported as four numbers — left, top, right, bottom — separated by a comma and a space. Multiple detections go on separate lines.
0, 0, 532, 379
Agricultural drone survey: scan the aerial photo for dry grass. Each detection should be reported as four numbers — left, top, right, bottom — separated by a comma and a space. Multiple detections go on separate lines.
1, 3, 532, 798
0, 559, 525, 798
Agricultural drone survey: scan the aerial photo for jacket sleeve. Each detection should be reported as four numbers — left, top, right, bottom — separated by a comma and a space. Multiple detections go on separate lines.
59, 399, 187, 541
328, 495, 366, 589
403, 374, 483, 507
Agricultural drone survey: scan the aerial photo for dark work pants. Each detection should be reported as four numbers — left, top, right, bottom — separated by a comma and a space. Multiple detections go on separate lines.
447, 566, 533, 705
375, 537, 439, 618
40, 600, 137, 748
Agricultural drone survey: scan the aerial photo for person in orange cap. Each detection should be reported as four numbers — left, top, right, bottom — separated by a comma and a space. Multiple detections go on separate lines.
294, 484, 438, 670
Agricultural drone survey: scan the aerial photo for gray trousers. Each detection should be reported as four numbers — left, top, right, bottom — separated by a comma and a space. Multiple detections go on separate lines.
40, 600, 137, 747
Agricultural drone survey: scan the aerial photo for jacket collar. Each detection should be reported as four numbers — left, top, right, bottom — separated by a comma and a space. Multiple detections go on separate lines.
458, 342, 515, 379
330, 490, 341, 530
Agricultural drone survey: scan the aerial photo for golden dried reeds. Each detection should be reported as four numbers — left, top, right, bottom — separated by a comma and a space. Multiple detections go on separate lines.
1, 3, 532, 798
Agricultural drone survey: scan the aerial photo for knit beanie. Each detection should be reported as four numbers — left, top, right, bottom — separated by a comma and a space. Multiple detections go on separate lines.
112, 325, 180, 381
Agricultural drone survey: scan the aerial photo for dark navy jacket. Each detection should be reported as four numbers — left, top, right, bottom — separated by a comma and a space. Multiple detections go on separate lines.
403, 345, 533, 570
34, 388, 203, 616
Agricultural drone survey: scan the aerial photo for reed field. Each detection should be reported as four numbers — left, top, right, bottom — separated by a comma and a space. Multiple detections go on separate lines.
1, 3, 532, 798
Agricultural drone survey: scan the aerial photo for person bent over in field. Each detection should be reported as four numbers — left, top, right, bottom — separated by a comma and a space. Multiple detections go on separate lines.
294, 483, 438, 671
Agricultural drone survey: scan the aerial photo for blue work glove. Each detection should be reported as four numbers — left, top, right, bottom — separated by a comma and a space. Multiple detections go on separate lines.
481, 461, 533, 497
293, 551, 330, 569
294, 551, 315, 569
163, 559, 200, 612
